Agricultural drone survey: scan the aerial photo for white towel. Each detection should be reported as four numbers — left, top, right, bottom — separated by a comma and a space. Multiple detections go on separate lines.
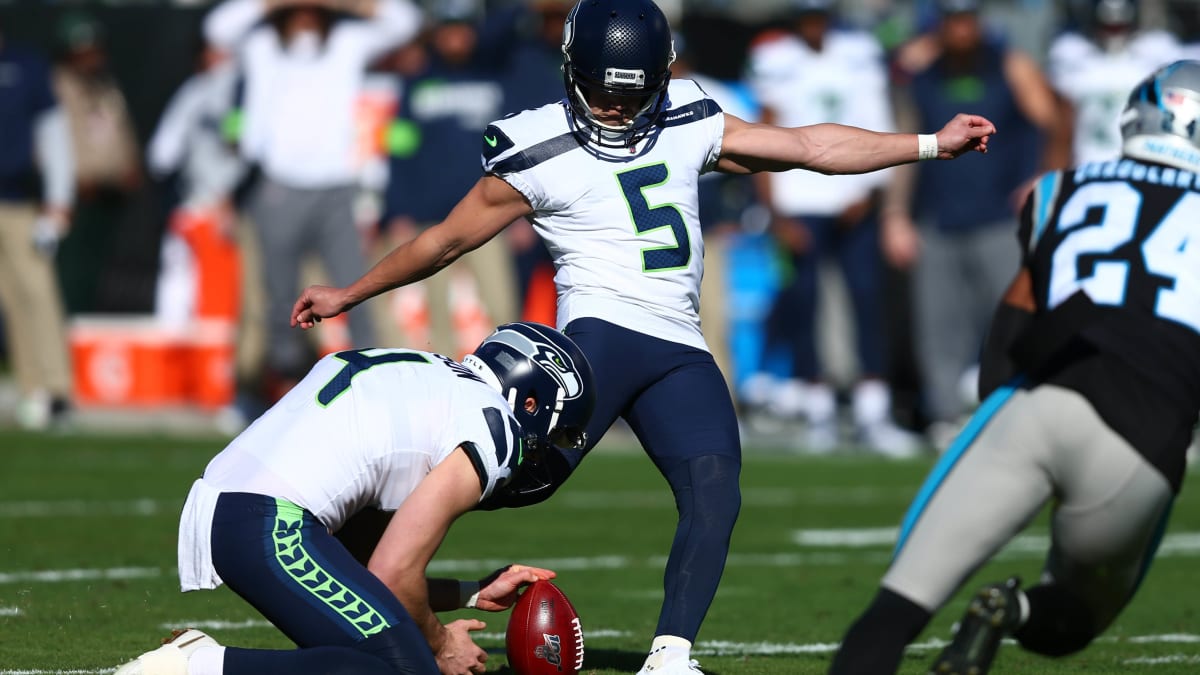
177, 478, 224, 591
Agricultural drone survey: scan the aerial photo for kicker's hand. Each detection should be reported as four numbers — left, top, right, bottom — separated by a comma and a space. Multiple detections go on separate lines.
291, 284, 352, 329
934, 113, 997, 159
473, 564, 556, 612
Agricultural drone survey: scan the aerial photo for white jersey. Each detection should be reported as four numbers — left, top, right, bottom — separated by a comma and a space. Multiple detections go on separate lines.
201, 348, 522, 531
1049, 30, 1182, 164
482, 79, 724, 351
747, 30, 894, 216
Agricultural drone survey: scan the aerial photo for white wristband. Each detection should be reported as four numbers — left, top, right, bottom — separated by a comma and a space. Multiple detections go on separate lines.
918, 134, 939, 161
459, 581, 481, 609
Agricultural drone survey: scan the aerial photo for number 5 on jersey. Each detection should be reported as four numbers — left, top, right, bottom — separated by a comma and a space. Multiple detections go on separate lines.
616, 162, 691, 272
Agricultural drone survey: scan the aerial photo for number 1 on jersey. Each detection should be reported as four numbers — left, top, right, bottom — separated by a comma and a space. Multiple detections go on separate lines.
616, 162, 691, 272
318, 349, 429, 406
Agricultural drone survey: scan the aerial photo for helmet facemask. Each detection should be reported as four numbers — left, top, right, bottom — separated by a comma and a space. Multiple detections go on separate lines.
563, 53, 673, 148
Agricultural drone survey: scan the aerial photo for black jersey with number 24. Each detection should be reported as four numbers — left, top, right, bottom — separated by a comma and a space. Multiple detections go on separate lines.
1017, 158, 1200, 492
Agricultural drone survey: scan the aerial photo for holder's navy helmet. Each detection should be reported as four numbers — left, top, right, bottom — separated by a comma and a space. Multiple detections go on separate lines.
1121, 60, 1200, 172
463, 322, 595, 509
561, 0, 676, 147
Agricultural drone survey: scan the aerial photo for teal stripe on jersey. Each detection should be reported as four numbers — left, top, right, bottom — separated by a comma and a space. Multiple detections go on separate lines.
271, 499, 391, 638
1031, 171, 1062, 252
892, 381, 1022, 558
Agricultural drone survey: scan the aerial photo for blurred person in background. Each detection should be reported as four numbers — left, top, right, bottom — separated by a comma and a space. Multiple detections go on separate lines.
52, 11, 143, 316
496, 0, 574, 326
146, 36, 244, 412
1049, 0, 1182, 165
0, 21, 75, 430
744, 0, 918, 457
292, 0, 997, 670
381, 0, 517, 357
204, 0, 420, 400
883, 0, 1061, 451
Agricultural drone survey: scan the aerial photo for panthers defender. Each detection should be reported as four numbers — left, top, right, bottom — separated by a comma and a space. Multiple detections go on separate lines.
292, 1, 995, 672
831, 61, 1200, 675
115, 322, 595, 675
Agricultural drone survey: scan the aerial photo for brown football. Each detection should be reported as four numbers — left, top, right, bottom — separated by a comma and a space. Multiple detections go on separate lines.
505, 579, 585, 675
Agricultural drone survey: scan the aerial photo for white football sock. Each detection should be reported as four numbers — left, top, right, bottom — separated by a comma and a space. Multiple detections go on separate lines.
643, 635, 692, 669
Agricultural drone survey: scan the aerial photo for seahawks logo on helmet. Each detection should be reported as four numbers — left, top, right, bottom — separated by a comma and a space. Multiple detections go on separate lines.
486, 330, 584, 400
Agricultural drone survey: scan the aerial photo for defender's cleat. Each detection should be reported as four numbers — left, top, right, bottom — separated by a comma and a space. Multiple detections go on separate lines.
928, 578, 1023, 675
114, 628, 220, 675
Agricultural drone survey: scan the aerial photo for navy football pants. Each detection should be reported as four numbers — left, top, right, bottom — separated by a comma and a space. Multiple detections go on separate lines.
210, 492, 439, 674
565, 318, 742, 641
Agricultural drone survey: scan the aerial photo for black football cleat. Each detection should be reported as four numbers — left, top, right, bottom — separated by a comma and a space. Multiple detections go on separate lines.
929, 577, 1024, 675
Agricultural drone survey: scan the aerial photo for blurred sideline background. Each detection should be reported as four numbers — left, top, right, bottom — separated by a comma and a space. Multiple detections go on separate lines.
0, 0, 1196, 448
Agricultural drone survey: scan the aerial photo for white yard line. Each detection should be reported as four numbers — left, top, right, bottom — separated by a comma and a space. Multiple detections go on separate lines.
0, 486, 911, 521
1125, 654, 1200, 665
0, 499, 168, 518
3, 633, 1195, 672
0, 567, 160, 584
0, 670, 113, 674
792, 529, 1200, 556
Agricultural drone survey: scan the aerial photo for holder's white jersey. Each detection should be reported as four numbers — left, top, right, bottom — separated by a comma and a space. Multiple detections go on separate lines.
482, 79, 724, 351
747, 30, 893, 216
1049, 30, 1181, 164
201, 348, 522, 531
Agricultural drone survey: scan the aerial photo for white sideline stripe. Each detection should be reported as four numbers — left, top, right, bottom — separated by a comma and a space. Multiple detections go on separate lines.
792, 529, 1200, 554
1128, 633, 1200, 643
0, 607, 22, 616
158, 619, 273, 631
0, 499, 168, 518
1125, 654, 1200, 665
0, 567, 160, 584
559, 486, 907, 508
0, 670, 111, 674
0, 487, 908, 520
17, 537, 1200, 585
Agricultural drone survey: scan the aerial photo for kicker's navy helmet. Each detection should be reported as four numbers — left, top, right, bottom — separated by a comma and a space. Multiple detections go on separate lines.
560, 0, 676, 147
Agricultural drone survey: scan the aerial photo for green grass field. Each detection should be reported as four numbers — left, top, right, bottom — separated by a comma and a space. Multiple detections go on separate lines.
1, 429, 1199, 674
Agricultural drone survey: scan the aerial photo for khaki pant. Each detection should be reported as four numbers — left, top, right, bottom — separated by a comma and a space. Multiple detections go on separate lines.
699, 231, 734, 393
0, 203, 72, 398
885, 384, 1172, 632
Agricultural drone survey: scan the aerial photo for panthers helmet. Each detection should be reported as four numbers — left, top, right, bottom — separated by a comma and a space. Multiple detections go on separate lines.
463, 322, 596, 508
561, 0, 676, 147
1120, 60, 1200, 172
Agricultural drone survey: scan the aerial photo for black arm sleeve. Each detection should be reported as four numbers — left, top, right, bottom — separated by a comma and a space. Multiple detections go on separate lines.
978, 302, 1034, 401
